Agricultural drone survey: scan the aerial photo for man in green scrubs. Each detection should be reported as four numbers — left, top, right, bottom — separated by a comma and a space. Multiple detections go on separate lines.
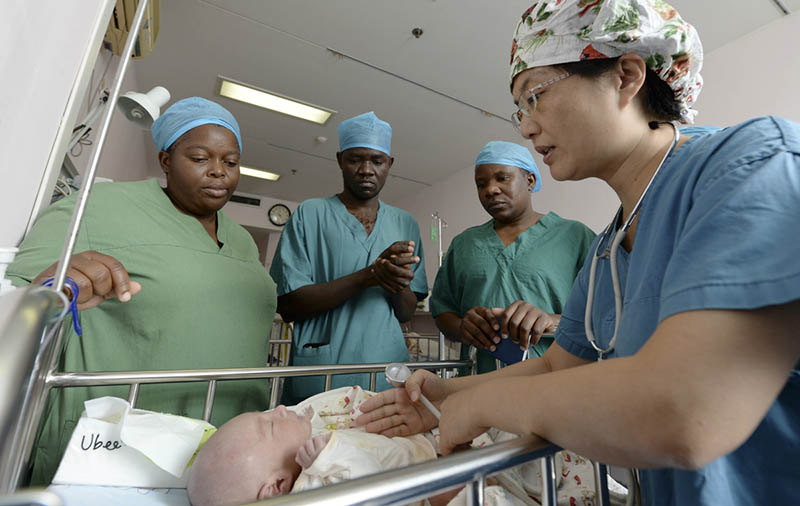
270, 112, 428, 402
8, 98, 277, 484
431, 141, 594, 373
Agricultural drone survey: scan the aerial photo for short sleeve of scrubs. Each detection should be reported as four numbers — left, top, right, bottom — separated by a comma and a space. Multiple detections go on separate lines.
660, 125, 800, 318
407, 220, 429, 297
429, 238, 462, 317
270, 204, 314, 296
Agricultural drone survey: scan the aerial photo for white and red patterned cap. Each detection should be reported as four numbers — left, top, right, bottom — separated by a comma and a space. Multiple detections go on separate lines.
510, 0, 703, 123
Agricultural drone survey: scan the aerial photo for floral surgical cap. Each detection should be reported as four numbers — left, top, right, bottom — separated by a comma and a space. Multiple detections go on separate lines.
151, 97, 242, 152
475, 141, 542, 193
510, 0, 703, 123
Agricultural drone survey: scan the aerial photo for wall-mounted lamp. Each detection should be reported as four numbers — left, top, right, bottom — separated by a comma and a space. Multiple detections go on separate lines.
117, 86, 171, 129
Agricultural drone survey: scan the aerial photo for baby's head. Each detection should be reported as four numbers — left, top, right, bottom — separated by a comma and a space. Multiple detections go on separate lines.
188, 405, 312, 506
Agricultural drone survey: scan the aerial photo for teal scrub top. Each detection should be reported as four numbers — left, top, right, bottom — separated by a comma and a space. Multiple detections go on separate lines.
430, 212, 595, 373
270, 196, 428, 402
7, 179, 277, 484
556, 117, 800, 506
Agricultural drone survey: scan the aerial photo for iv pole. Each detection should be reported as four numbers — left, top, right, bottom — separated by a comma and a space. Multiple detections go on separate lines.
431, 212, 447, 361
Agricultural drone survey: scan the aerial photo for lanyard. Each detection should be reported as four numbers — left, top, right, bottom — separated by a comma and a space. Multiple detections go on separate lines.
584, 123, 679, 361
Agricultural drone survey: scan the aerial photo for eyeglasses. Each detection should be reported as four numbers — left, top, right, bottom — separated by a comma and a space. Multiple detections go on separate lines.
510, 72, 571, 131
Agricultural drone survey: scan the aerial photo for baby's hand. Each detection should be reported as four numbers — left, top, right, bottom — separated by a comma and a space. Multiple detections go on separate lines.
295, 432, 332, 469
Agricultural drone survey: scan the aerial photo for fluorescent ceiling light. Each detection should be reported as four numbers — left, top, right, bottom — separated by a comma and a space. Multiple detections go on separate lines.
218, 76, 335, 125
240, 166, 280, 181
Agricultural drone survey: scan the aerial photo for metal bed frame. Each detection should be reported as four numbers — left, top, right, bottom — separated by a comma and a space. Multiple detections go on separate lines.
0, 1, 640, 504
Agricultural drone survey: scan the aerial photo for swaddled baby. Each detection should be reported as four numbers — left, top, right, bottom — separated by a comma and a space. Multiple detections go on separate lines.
187, 387, 437, 506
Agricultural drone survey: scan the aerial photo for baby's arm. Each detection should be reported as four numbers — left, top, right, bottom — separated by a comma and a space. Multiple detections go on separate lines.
295, 433, 332, 469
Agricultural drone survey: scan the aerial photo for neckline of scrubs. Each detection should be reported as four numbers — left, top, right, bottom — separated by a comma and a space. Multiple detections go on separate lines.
614, 132, 700, 259
490, 211, 557, 252
330, 195, 386, 250
148, 178, 230, 253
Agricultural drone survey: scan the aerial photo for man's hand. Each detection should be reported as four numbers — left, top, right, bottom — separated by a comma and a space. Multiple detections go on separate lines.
460, 306, 501, 350
32, 250, 142, 311
492, 302, 559, 349
372, 241, 419, 294
295, 432, 332, 469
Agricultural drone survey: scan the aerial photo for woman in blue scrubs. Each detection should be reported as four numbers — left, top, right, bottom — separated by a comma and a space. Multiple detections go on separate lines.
358, 2, 800, 505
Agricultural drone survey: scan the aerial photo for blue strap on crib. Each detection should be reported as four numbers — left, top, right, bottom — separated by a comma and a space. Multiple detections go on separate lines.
41, 276, 83, 337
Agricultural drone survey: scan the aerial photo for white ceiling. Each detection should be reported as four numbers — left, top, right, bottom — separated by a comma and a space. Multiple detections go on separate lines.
132, 0, 795, 205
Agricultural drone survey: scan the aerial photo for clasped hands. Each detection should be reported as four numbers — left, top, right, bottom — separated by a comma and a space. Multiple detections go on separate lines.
460, 302, 560, 351
370, 240, 419, 294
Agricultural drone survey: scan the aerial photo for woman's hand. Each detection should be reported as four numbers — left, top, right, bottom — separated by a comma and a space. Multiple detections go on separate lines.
356, 370, 447, 436
32, 250, 142, 311
460, 306, 501, 350
295, 432, 332, 469
492, 302, 559, 349
438, 387, 489, 456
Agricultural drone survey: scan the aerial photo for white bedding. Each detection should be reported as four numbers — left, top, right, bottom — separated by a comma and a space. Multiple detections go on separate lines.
49, 484, 189, 506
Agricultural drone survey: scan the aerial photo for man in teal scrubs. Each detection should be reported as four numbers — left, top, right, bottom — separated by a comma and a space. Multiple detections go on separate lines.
431, 141, 594, 373
270, 112, 428, 402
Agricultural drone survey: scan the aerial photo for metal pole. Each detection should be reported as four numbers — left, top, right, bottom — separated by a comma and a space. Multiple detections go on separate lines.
432, 212, 447, 361
593, 461, 612, 506
127, 383, 140, 407
269, 378, 281, 409
51, 0, 151, 293
540, 454, 557, 506
202, 380, 217, 422
466, 474, 485, 506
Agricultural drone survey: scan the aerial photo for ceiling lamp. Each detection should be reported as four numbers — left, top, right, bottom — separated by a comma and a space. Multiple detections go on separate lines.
217, 76, 335, 125
240, 166, 280, 181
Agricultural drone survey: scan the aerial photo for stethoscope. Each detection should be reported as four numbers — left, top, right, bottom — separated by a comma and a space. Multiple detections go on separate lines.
584, 122, 680, 361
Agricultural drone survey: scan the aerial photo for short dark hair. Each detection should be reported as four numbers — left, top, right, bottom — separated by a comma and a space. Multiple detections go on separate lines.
557, 57, 682, 124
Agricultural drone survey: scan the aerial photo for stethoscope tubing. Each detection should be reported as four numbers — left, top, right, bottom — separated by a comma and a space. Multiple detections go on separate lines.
584, 122, 680, 359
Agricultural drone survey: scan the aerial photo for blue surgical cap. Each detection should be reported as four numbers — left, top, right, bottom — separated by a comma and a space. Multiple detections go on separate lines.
151, 97, 242, 153
475, 141, 541, 193
338, 111, 392, 156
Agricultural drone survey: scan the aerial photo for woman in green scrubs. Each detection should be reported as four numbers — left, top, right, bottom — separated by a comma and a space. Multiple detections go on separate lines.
8, 97, 277, 484
430, 141, 594, 373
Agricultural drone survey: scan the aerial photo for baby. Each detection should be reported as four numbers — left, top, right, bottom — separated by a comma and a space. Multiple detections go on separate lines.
188, 386, 626, 506
187, 386, 437, 506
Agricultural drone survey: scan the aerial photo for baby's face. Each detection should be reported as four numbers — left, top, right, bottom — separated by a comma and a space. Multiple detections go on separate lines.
190, 406, 312, 505
258, 406, 313, 467
242, 406, 312, 495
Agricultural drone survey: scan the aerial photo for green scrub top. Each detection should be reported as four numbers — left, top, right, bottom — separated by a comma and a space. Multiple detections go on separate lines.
7, 179, 277, 484
430, 212, 595, 373
270, 196, 428, 402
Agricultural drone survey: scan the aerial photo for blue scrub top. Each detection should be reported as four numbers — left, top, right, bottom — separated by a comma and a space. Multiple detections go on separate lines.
270, 196, 428, 402
556, 117, 800, 506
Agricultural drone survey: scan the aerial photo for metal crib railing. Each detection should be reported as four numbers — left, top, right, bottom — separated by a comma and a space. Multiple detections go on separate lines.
46, 361, 471, 423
